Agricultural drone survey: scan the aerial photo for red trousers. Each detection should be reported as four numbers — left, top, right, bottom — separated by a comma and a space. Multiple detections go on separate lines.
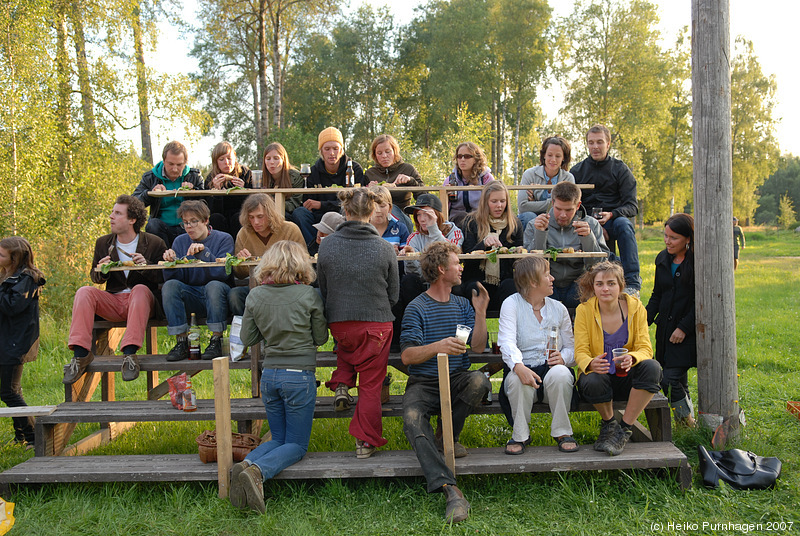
326, 321, 393, 448
68, 285, 155, 352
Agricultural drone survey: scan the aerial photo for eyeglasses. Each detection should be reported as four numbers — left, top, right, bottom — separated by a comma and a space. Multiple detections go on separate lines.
180, 219, 203, 229
456, 154, 475, 160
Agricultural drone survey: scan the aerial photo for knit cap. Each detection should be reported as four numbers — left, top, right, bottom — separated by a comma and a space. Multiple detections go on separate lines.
318, 127, 344, 150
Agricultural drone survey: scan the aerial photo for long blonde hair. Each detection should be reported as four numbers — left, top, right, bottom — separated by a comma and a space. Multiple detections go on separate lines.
468, 181, 518, 240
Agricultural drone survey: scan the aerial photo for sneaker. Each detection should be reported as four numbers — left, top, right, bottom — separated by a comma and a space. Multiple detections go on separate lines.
62, 352, 95, 384
442, 484, 470, 523
201, 335, 223, 360
229, 461, 249, 509
594, 419, 621, 452
238, 464, 265, 514
356, 439, 376, 459
604, 425, 633, 456
333, 383, 354, 412
121, 354, 140, 381
166, 339, 189, 362
623, 287, 640, 299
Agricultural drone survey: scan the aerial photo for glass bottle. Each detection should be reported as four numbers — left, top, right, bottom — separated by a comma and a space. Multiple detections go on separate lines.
544, 325, 559, 362
188, 313, 201, 360
346, 159, 354, 187
182, 377, 197, 412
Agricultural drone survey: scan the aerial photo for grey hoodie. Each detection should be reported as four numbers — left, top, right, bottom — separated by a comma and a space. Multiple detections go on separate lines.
523, 205, 610, 287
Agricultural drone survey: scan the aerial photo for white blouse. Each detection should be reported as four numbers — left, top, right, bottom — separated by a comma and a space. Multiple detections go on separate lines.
498, 293, 575, 369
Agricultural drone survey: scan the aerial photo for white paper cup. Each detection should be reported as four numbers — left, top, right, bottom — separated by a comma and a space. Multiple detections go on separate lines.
455, 324, 472, 344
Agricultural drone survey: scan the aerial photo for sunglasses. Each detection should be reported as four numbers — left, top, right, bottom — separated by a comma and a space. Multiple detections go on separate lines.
456, 154, 475, 160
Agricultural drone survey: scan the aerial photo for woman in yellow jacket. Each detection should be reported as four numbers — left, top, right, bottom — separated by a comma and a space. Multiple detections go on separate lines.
574, 261, 662, 456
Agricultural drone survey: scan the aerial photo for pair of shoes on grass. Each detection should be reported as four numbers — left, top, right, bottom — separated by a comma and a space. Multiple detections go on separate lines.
229, 461, 265, 514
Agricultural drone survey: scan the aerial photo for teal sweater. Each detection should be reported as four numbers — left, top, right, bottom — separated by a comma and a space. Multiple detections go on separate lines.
240, 283, 328, 370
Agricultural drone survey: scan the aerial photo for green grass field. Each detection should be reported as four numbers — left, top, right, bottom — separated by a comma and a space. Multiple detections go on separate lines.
1, 228, 799, 535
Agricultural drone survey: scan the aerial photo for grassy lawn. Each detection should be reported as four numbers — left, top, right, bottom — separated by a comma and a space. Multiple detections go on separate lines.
1, 227, 799, 535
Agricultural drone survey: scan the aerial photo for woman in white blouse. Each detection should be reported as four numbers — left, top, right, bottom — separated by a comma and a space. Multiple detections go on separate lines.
498, 256, 578, 454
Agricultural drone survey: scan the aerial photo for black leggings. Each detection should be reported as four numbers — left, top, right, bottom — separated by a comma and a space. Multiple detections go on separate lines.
0, 364, 34, 442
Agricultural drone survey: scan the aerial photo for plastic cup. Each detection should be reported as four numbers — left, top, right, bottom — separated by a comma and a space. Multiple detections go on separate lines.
612, 348, 628, 377
591, 207, 603, 219
251, 170, 262, 188
455, 324, 472, 344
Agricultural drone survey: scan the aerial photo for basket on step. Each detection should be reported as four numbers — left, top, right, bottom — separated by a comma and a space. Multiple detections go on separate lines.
196, 430, 261, 463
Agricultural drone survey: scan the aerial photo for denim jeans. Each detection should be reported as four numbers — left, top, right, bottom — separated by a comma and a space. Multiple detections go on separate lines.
551, 282, 579, 310
518, 211, 536, 233
402, 371, 490, 492
162, 279, 230, 335
228, 286, 249, 317
245, 368, 317, 480
289, 206, 321, 247
603, 216, 641, 290
1, 364, 34, 442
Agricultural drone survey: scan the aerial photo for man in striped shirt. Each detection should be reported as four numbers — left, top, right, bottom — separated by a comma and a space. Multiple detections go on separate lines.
400, 241, 490, 524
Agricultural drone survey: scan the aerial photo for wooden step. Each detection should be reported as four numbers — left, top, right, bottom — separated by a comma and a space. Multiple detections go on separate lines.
0, 442, 690, 487
85, 355, 253, 373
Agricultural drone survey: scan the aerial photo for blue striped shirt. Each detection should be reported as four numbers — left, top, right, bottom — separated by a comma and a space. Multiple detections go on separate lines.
400, 292, 474, 377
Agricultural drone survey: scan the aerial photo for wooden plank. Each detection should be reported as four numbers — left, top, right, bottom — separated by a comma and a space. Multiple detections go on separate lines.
0, 442, 685, 485
436, 353, 456, 475
213, 357, 232, 499
85, 355, 253, 373
0, 405, 57, 418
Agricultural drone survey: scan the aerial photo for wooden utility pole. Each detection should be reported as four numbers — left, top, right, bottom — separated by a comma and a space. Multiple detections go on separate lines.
692, 0, 740, 437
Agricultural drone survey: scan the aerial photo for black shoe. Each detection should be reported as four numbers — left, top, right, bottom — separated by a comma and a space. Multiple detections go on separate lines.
167, 339, 189, 362
201, 335, 223, 360
594, 419, 621, 452
604, 426, 633, 456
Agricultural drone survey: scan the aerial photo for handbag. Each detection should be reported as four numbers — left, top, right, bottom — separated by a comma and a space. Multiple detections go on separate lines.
698, 445, 781, 490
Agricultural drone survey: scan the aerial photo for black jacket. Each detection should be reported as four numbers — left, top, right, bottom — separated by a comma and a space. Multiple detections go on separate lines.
132, 167, 204, 218
303, 156, 366, 215
460, 217, 524, 284
204, 165, 253, 221
646, 249, 696, 368
570, 155, 638, 219
0, 270, 45, 366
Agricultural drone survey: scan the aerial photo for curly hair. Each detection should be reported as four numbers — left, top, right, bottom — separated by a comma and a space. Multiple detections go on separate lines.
453, 142, 488, 183
239, 194, 285, 232
253, 240, 315, 285
420, 241, 461, 284
115, 194, 148, 234
539, 136, 572, 170
576, 260, 625, 303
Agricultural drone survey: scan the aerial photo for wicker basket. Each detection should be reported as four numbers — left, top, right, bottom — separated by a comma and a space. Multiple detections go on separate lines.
195, 430, 261, 464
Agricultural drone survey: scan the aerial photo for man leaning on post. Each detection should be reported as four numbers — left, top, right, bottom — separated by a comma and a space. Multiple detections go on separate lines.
400, 241, 491, 524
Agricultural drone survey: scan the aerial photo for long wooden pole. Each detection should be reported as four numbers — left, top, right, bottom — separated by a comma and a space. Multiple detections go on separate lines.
213, 357, 233, 498
436, 353, 456, 475
692, 0, 740, 435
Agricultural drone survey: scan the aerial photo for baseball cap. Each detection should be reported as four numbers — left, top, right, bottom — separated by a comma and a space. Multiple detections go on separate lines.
313, 212, 345, 234
403, 193, 443, 214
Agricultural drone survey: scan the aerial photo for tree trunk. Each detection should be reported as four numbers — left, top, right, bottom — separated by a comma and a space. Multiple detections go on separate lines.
514, 99, 521, 184
498, 98, 506, 178
252, 74, 262, 159
70, 0, 96, 136
132, 2, 152, 164
5, 27, 18, 235
270, 13, 281, 132
490, 98, 497, 173
55, 0, 71, 182
257, 0, 270, 146
692, 0, 739, 434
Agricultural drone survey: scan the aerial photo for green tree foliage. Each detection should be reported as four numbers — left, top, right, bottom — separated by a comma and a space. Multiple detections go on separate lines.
562, 0, 672, 216
755, 156, 800, 225
731, 37, 780, 224
777, 194, 797, 230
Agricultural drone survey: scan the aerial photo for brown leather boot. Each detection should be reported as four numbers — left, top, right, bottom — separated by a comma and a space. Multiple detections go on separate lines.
63, 352, 94, 384
442, 484, 470, 523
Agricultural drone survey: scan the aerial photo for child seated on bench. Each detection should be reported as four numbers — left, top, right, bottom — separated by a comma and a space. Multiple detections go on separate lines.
229, 240, 328, 514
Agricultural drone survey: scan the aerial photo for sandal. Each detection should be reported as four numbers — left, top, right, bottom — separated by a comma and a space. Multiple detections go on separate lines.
556, 435, 579, 453
504, 438, 530, 455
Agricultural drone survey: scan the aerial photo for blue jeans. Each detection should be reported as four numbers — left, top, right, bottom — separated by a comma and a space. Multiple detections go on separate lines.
289, 206, 321, 247
552, 282, 579, 309
518, 211, 536, 233
245, 368, 317, 480
162, 279, 230, 335
145, 218, 183, 249
228, 286, 249, 316
604, 216, 641, 291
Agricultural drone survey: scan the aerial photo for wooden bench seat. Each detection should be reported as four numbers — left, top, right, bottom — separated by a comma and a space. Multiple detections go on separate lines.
1, 442, 691, 488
